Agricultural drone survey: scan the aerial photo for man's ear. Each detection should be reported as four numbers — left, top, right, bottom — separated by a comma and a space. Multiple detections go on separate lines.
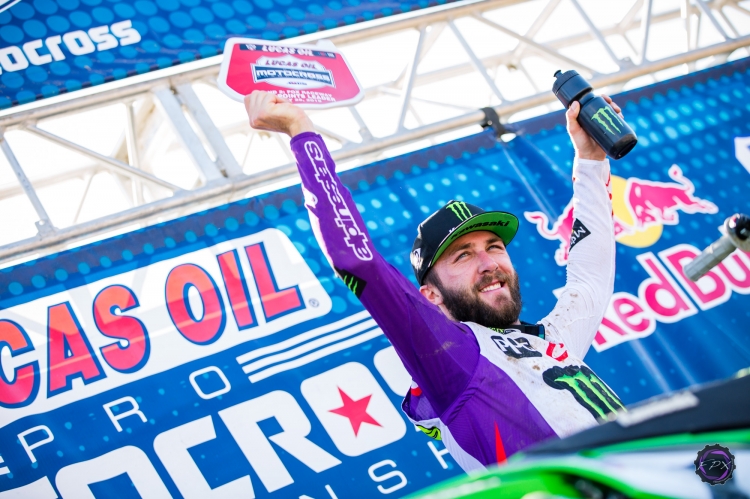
419, 283, 443, 306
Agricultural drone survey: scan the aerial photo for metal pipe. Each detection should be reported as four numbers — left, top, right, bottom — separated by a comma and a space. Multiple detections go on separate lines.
0, 179, 236, 262
449, 20, 506, 101
175, 81, 244, 177
262, 32, 750, 166
473, 14, 598, 75
1, 17, 748, 265
0, 165, 98, 198
125, 101, 144, 205
0, 0, 514, 127
349, 107, 373, 141
716, 6, 740, 38
569, 0, 622, 68
314, 124, 352, 145
363, 7, 688, 100
619, 0, 644, 31
0, 130, 56, 236
511, 0, 562, 61
639, 0, 654, 64
693, 0, 730, 40
73, 174, 94, 224
152, 86, 225, 182
397, 25, 426, 130
0, 2, 689, 129
25, 125, 182, 191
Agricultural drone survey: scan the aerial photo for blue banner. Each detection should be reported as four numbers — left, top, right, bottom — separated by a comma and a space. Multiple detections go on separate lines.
0, 58, 749, 497
0, 0, 456, 109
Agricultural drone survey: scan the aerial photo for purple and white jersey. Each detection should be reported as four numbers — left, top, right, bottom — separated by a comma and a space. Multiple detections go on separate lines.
291, 132, 621, 472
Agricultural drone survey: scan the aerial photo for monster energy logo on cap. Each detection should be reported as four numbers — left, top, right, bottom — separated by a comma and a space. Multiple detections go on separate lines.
591, 107, 624, 136
445, 201, 472, 222
543, 365, 625, 420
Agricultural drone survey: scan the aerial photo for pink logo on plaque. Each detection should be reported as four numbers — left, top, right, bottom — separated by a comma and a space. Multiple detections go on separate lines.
218, 38, 364, 109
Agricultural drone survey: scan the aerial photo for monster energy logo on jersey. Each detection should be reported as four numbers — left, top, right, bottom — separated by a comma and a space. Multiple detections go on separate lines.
446, 201, 472, 221
334, 266, 366, 298
591, 107, 624, 135
543, 365, 625, 420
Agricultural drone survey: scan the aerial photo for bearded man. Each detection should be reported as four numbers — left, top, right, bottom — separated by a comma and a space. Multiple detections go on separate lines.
244, 91, 624, 472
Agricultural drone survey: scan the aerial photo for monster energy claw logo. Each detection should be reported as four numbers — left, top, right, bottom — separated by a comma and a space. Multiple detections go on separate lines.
446, 201, 472, 221
417, 425, 442, 441
591, 107, 623, 136
543, 365, 625, 420
334, 267, 366, 298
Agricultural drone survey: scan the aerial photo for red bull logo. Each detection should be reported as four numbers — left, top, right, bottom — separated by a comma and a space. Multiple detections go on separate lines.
525, 201, 575, 266
525, 165, 718, 265
624, 165, 717, 230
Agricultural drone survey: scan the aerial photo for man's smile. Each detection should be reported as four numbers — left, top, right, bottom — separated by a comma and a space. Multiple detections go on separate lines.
478, 280, 505, 293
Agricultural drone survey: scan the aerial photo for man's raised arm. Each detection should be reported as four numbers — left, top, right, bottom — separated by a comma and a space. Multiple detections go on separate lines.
244, 92, 478, 414
540, 96, 619, 359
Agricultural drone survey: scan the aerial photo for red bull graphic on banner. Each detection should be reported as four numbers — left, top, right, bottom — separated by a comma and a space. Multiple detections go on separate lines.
0, 58, 749, 498
525, 165, 718, 266
524, 162, 743, 353
218, 39, 364, 108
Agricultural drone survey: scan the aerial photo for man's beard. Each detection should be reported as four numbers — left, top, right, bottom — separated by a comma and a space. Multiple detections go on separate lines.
434, 270, 523, 329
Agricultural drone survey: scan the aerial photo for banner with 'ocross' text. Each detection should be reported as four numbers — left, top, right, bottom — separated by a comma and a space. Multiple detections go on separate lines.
0, 0, 456, 109
0, 57, 750, 497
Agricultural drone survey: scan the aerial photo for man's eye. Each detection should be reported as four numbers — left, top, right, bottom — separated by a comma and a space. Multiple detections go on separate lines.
456, 252, 469, 261
489, 244, 504, 251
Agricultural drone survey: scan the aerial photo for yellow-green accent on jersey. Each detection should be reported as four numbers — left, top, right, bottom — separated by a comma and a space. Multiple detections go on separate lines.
417, 425, 442, 441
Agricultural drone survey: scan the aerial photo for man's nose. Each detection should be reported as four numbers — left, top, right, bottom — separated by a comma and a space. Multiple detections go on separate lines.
477, 251, 499, 273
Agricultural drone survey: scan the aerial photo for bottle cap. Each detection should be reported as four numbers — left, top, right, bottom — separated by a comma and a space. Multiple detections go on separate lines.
552, 70, 593, 108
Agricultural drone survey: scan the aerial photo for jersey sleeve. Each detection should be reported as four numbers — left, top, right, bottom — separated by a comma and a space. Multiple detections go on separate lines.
289, 132, 479, 416
540, 157, 616, 359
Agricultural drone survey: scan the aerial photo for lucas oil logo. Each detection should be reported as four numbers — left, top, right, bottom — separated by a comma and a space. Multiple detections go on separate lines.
252, 55, 335, 90
0, 228, 331, 427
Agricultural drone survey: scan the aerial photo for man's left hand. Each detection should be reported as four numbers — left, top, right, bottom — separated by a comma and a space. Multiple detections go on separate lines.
566, 94, 623, 161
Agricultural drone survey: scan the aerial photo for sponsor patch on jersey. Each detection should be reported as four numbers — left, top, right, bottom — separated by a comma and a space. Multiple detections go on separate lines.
491, 335, 541, 359
568, 219, 591, 250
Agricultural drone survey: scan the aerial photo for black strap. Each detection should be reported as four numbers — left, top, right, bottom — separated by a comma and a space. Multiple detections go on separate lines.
489, 322, 546, 339
518, 321, 545, 339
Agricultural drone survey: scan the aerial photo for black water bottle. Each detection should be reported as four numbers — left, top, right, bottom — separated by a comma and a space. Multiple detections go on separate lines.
552, 70, 637, 159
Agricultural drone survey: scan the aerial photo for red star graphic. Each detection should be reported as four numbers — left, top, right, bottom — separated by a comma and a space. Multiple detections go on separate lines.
329, 387, 382, 436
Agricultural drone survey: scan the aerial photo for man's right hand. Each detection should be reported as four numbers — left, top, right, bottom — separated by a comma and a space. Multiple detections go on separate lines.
244, 91, 315, 138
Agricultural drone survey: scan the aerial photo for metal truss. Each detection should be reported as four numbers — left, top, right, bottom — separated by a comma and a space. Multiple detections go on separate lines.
1, 0, 749, 266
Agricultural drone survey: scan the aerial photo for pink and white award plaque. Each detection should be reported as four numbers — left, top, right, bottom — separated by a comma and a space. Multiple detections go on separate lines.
218, 38, 364, 109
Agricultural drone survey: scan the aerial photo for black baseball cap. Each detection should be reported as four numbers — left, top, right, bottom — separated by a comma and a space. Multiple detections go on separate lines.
411, 200, 519, 285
